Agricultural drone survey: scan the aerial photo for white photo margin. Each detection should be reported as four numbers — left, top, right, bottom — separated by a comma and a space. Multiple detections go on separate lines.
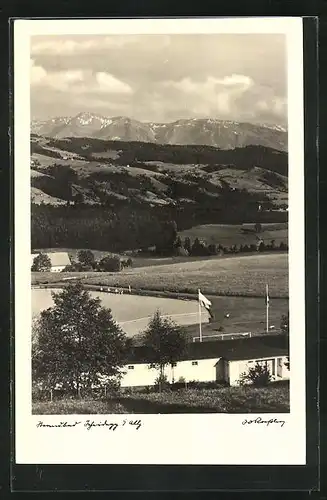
14, 17, 305, 465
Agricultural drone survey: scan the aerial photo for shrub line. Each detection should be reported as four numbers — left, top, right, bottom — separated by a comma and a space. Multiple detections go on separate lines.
32, 283, 289, 301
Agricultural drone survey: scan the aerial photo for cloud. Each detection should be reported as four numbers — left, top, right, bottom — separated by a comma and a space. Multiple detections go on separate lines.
30, 60, 133, 95
31, 35, 152, 55
95, 72, 133, 94
219, 74, 253, 87
256, 96, 287, 117
31, 59, 84, 91
164, 74, 253, 94
31, 39, 98, 55
162, 74, 254, 116
31, 34, 287, 125
30, 60, 47, 84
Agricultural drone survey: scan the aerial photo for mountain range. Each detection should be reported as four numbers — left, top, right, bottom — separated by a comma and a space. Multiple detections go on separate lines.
31, 112, 288, 152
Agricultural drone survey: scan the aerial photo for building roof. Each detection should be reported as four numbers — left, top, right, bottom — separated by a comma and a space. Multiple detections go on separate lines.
127, 334, 289, 364
31, 252, 71, 267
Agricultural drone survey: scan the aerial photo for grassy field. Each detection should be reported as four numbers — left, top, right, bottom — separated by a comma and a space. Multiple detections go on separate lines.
32, 398, 127, 414
33, 382, 290, 414
185, 295, 288, 336
32, 286, 288, 337
32, 288, 211, 336
32, 253, 288, 298
179, 223, 288, 247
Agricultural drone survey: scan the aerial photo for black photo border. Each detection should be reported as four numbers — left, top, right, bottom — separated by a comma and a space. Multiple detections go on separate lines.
5, 13, 320, 493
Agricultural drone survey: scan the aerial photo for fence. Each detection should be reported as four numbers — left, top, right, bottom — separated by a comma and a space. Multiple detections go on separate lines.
193, 332, 252, 342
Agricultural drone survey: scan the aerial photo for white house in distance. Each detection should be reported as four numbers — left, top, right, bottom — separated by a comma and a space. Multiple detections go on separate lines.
31, 252, 71, 273
120, 335, 289, 388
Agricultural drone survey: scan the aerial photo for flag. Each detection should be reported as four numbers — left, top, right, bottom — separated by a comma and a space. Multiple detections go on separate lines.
265, 285, 270, 306
198, 290, 214, 318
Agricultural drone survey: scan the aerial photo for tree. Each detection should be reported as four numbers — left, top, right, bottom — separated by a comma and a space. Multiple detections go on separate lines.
191, 237, 208, 256
32, 282, 130, 396
175, 246, 189, 257
142, 310, 187, 392
31, 253, 51, 272
48, 164, 78, 201
78, 249, 95, 267
239, 362, 272, 387
74, 192, 84, 206
183, 237, 191, 254
174, 236, 183, 249
98, 255, 122, 272
280, 312, 289, 334
155, 221, 178, 255
257, 240, 265, 252
281, 312, 290, 369
207, 244, 217, 255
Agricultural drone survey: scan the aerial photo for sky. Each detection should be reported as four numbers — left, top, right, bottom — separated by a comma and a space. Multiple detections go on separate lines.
30, 34, 287, 125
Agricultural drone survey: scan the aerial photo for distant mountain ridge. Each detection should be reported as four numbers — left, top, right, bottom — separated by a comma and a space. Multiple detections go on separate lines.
31, 112, 288, 151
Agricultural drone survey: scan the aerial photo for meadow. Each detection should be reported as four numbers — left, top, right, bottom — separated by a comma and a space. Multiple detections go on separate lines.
179, 222, 288, 247
32, 253, 288, 298
33, 382, 290, 414
32, 286, 288, 337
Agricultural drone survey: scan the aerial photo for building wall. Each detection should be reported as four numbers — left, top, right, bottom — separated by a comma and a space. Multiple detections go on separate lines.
169, 358, 219, 384
120, 364, 159, 388
215, 358, 228, 383
229, 356, 290, 386
120, 358, 220, 388
119, 356, 290, 388
51, 265, 66, 273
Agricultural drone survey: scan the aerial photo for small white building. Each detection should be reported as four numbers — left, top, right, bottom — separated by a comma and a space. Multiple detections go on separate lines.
120, 335, 289, 388
31, 252, 71, 273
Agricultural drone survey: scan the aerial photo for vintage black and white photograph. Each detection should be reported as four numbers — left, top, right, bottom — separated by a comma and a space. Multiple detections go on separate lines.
14, 17, 306, 466
29, 31, 291, 415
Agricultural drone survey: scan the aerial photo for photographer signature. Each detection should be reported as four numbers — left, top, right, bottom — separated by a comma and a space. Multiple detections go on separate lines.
242, 417, 286, 428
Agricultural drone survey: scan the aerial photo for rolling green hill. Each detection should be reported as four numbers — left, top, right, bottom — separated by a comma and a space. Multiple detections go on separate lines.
31, 135, 288, 209
31, 136, 288, 252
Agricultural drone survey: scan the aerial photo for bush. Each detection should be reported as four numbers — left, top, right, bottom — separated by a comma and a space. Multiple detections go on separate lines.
32, 383, 51, 401
257, 241, 265, 252
31, 253, 51, 272
191, 238, 209, 256
98, 255, 122, 272
154, 373, 171, 392
175, 246, 189, 257
239, 363, 272, 387
62, 262, 93, 272
207, 244, 217, 255
78, 249, 95, 267
255, 222, 262, 233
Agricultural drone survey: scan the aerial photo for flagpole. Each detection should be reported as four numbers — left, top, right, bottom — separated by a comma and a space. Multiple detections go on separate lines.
198, 289, 202, 342
266, 283, 269, 333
